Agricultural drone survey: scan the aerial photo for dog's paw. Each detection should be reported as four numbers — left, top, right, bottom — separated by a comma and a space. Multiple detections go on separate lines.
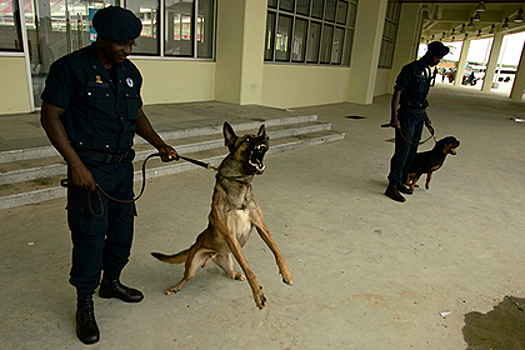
254, 287, 267, 310
234, 272, 245, 281
165, 287, 179, 295
281, 270, 293, 286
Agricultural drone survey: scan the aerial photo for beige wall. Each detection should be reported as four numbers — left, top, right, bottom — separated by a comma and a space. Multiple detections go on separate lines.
0, 56, 31, 114
375, 68, 393, 96
134, 59, 215, 104
261, 65, 351, 108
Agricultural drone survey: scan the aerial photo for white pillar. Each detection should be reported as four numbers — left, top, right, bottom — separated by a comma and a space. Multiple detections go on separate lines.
482, 33, 504, 92
510, 40, 525, 100
455, 38, 471, 87
346, 0, 388, 104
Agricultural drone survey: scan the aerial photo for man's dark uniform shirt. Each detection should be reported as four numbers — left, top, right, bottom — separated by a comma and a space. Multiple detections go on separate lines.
394, 58, 431, 123
42, 43, 142, 155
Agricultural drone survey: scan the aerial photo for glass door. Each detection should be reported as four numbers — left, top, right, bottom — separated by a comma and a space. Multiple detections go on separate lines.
24, 0, 113, 108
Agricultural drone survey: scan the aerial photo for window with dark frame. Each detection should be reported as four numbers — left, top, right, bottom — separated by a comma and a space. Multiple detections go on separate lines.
124, 0, 215, 59
378, 0, 401, 69
265, 0, 357, 66
0, 0, 23, 51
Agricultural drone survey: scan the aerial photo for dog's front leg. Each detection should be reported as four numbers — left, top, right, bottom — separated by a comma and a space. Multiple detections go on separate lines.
409, 175, 420, 191
425, 172, 433, 189
253, 219, 293, 286
225, 235, 267, 309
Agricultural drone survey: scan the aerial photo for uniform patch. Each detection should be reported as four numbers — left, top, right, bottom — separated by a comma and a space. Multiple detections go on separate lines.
96, 75, 103, 84
126, 77, 134, 88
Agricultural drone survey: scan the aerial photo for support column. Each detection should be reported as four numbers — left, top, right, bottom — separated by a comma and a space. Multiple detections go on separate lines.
215, 0, 266, 105
455, 38, 471, 87
510, 40, 525, 100
389, 4, 422, 90
346, 0, 388, 104
482, 33, 504, 92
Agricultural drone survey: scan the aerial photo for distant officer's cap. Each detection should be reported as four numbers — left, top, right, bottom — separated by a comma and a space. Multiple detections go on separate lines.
427, 41, 450, 57
93, 6, 142, 41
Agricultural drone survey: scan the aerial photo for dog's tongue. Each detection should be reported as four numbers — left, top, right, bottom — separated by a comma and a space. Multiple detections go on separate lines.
451, 148, 457, 155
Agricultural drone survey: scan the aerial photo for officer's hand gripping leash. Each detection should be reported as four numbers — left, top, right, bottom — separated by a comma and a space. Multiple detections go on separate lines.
61, 153, 216, 217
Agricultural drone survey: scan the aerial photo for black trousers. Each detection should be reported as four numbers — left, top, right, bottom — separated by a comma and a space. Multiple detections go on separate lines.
67, 158, 136, 297
387, 111, 425, 186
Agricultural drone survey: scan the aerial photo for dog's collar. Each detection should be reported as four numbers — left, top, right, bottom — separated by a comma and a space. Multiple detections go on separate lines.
215, 172, 253, 184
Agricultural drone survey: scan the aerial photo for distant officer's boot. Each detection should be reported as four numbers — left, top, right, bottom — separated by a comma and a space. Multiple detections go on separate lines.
76, 295, 100, 345
385, 183, 406, 202
99, 275, 144, 303
397, 183, 413, 195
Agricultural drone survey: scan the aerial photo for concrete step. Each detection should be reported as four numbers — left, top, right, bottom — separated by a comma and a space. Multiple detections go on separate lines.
0, 114, 319, 164
0, 130, 345, 210
0, 120, 332, 185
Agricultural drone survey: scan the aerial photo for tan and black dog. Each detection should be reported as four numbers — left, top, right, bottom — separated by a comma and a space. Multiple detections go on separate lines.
405, 136, 460, 191
152, 122, 292, 309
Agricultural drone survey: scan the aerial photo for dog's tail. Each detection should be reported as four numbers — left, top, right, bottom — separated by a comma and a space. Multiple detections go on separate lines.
151, 249, 189, 264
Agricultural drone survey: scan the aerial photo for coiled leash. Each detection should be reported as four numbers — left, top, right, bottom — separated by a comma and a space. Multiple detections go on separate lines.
61, 153, 216, 217
381, 123, 436, 146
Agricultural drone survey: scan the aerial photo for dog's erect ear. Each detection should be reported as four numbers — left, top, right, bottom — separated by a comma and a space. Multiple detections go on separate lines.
257, 124, 266, 137
223, 122, 237, 149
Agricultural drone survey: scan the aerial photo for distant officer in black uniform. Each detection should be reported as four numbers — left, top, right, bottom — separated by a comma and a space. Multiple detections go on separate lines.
385, 41, 449, 202
40, 6, 179, 344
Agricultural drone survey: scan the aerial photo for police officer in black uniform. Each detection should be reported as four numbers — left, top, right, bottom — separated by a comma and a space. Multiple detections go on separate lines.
385, 41, 449, 202
40, 6, 179, 344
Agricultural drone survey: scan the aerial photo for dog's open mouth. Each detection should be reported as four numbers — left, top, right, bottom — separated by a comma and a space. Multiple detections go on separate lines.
249, 143, 268, 174
450, 141, 460, 155
444, 139, 460, 155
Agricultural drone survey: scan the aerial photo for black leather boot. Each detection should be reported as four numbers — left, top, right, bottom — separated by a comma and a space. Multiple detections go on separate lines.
385, 183, 406, 202
397, 183, 413, 195
76, 295, 100, 345
99, 276, 144, 303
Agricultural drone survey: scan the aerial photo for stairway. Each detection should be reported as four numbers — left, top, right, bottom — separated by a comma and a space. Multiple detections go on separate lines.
0, 115, 345, 210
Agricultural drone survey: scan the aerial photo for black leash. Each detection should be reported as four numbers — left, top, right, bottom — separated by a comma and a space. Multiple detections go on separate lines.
381, 123, 436, 146
61, 152, 214, 217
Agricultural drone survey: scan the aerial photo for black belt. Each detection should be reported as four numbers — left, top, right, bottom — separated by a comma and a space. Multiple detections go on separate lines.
75, 148, 131, 164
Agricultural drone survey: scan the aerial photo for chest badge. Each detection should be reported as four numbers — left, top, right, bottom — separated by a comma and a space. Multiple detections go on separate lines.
95, 75, 103, 84
126, 77, 134, 88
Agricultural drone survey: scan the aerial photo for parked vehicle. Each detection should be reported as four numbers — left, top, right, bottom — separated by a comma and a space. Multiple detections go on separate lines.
462, 71, 478, 86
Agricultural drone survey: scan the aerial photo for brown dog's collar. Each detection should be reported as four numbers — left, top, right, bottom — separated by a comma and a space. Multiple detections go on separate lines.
215, 172, 253, 184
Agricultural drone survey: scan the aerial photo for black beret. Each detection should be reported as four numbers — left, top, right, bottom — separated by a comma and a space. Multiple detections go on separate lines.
427, 41, 450, 57
93, 6, 142, 41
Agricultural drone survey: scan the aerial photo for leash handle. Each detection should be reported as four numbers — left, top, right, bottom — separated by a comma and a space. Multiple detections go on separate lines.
60, 152, 161, 216
179, 155, 211, 169
60, 152, 216, 216
382, 123, 436, 146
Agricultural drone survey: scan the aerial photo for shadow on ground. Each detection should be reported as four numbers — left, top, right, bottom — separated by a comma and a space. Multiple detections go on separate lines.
463, 296, 525, 350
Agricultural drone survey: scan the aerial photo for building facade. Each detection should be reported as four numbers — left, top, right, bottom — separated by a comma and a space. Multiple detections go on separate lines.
0, 0, 523, 115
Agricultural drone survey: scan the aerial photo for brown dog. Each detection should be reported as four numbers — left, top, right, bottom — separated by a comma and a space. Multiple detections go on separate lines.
152, 122, 292, 309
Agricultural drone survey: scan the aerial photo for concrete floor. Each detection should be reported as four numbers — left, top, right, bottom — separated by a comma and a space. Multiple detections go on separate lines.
1, 82, 525, 349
